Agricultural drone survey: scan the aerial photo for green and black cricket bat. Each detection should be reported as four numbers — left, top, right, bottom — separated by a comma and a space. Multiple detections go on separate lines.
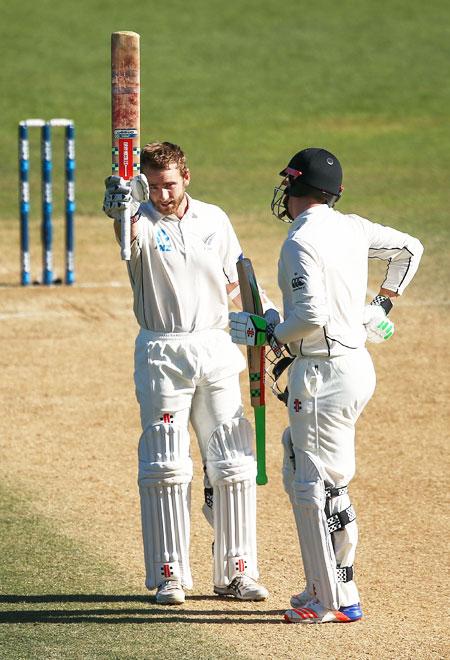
237, 257, 268, 485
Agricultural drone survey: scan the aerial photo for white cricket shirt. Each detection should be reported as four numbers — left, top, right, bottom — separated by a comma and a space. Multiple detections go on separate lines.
276, 204, 423, 357
126, 194, 242, 332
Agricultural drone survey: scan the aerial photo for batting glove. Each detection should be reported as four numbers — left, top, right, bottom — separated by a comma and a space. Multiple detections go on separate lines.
363, 304, 395, 343
229, 311, 268, 346
102, 173, 149, 221
229, 309, 284, 351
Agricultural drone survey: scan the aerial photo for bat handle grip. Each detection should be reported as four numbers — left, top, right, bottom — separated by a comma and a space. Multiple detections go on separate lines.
256, 468, 268, 486
120, 206, 131, 261
254, 406, 268, 485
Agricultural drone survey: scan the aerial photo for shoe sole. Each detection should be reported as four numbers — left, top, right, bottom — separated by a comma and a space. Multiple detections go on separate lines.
284, 609, 362, 624
213, 587, 267, 601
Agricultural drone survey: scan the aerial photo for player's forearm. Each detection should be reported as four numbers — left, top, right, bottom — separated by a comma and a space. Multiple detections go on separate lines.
381, 237, 424, 295
226, 281, 280, 314
227, 282, 242, 309
379, 288, 398, 298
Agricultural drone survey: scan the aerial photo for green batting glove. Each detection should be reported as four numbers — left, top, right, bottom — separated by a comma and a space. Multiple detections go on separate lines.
229, 311, 268, 346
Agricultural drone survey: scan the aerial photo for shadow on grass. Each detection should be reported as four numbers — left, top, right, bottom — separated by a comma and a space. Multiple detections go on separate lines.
0, 594, 284, 625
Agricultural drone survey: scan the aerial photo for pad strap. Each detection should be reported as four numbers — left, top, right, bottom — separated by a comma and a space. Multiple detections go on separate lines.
327, 505, 356, 533
325, 484, 349, 498
204, 486, 213, 510
337, 565, 354, 582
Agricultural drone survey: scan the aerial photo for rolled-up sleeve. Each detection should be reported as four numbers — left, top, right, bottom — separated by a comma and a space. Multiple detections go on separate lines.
362, 217, 424, 294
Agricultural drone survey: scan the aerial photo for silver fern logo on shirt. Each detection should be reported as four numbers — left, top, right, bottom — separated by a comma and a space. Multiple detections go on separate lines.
291, 276, 305, 290
155, 228, 172, 252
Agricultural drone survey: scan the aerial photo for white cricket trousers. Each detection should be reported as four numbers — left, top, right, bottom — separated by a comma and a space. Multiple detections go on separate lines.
287, 348, 376, 605
134, 327, 246, 460
287, 348, 376, 486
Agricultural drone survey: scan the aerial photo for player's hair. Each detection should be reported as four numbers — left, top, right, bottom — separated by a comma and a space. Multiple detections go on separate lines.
290, 180, 335, 205
141, 142, 188, 176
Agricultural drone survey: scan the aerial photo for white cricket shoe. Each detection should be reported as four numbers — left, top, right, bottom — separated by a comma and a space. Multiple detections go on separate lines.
214, 575, 269, 601
155, 579, 185, 605
290, 589, 312, 608
284, 598, 363, 624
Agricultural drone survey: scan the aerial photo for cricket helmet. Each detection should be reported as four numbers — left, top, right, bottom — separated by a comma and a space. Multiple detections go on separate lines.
271, 148, 343, 222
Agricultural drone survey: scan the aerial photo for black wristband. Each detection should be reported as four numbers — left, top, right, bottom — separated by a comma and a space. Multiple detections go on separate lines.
370, 295, 393, 315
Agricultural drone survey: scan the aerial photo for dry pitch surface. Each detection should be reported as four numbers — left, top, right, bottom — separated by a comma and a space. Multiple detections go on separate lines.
0, 218, 448, 659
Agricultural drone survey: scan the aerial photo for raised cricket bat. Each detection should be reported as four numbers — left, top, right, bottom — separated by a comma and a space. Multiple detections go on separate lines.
111, 31, 140, 260
237, 257, 268, 485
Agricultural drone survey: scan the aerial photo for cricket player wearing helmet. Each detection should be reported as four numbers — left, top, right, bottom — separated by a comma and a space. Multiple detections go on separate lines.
229, 147, 423, 623
103, 142, 269, 605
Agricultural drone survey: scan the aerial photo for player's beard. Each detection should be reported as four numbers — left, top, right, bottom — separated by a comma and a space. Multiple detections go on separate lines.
153, 191, 186, 217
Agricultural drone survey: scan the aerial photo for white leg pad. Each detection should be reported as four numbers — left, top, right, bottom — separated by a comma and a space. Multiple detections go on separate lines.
329, 491, 360, 606
138, 423, 193, 590
293, 450, 339, 610
206, 417, 257, 587
282, 428, 315, 600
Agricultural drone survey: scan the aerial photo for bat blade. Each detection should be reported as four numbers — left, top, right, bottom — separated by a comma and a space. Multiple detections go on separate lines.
237, 258, 265, 406
237, 258, 268, 485
111, 31, 140, 260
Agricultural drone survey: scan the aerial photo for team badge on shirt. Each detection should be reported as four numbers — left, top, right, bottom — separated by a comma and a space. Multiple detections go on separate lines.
155, 227, 172, 252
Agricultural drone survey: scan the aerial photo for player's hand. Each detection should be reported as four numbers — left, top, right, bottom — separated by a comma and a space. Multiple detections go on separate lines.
229, 311, 268, 346
264, 308, 284, 357
363, 304, 395, 343
130, 173, 149, 204
103, 174, 149, 220
103, 176, 132, 220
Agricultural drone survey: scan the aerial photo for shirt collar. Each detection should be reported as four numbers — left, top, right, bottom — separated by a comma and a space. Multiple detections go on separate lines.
290, 204, 330, 233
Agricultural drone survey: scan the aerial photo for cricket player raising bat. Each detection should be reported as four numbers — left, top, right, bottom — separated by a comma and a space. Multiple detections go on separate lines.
103, 142, 273, 604
229, 147, 423, 623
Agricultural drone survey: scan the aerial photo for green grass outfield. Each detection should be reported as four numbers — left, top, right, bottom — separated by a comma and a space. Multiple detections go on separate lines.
0, 488, 242, 660
1, 0, 449, 243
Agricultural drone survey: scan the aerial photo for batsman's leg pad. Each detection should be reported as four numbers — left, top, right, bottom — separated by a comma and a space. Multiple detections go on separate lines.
138, 423, 193, 590
326, 486, 360, 606
283, 428, 315, 600
206, 417, 258, 587
293, 450, 340, 610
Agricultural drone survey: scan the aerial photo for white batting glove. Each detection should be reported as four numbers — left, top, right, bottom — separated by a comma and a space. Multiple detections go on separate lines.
363, 304, 395, 343
102, 173, 149, 221
130, 173, 150, 204
229, 311, 268, 346
229, 309, 284, 352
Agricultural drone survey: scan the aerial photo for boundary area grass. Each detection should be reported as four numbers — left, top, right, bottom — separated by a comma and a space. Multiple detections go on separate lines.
0, 488, 245, 660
